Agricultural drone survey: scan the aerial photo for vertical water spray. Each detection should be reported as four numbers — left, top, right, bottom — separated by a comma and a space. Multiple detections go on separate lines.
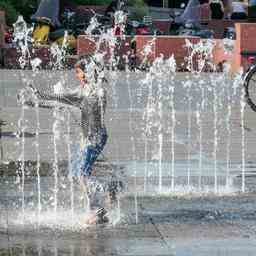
35, 97, 41, 225
67, 112, 74, 225
226, 80, 232, 189
170, 84, 176, 191
166, 56, 177, 192
196, 102, 202, 190
213, 81, 218, 193
13, 16, 33, 69
232, 70, 244, 191
49, 33, 68, 220
183, 78, 193, 189
50, 31, 68, 70
186, 81, 192, 188
220, 43, 235, 190
52, 113, 59, 219
50, 84, 66, 217
195, 45, 212, 191
13, 16, 34, 224
195, 78, 204, 190
143, 121, 149, 193
184, 42, 194, 189
158, 71, 163, 193
17, 98, 26, 224
133, 142, 138, 224
185, 43, 195, 190
185, 39, 216, 191
240, 88, 246, 192
31, 59, 43, 226
150, 55, 168, 193
127, 67, 138, 223
200, 80, 206, 190
117, 197, 121, 224
143, 72, 153, 193
140, 38, 156, 193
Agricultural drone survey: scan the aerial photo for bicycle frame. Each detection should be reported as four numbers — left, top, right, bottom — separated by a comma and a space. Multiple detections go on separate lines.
242, 51, 256, 112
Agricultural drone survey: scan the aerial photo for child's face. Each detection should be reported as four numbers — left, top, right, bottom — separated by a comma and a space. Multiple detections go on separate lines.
75, 67, 86, 85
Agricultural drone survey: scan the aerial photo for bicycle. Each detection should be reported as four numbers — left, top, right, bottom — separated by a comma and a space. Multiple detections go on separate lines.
242, 51, 256, 112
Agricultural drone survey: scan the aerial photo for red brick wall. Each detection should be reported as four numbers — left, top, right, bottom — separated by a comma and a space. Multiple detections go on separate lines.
157, 36, 200, 69
135, 36, 201, 70
230, 23, 256, 73
3, 46, 77, 69
3, 47, 52, 69
78, 34, 256, 72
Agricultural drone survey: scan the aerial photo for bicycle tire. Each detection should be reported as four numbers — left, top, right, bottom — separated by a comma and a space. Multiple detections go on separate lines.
244, 65, 256, 112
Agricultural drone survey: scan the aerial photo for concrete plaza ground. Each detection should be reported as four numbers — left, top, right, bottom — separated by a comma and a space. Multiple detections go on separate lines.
1, 70, 256, 255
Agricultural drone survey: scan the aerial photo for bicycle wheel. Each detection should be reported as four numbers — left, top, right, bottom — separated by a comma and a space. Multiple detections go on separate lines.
244, 65, 256, 112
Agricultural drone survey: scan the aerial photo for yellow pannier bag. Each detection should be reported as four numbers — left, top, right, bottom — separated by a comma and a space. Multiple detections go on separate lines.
32, 24, 50, 44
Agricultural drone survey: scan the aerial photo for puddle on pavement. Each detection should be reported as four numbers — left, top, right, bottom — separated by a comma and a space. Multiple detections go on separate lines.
1, 238, 256, 256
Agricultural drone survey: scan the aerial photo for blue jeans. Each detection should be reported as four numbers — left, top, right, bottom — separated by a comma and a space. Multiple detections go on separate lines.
72, 128, 108, 177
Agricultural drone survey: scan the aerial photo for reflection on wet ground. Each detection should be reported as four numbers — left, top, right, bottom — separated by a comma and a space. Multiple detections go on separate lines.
1, 238, 256, 256
1, 190, 256, 255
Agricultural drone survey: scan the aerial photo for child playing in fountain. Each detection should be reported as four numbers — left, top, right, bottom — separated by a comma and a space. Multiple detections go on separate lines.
18, 56, 111, 225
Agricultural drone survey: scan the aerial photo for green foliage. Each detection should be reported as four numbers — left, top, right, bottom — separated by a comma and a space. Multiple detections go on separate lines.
69, 0, 112, 5
128, 0, 146, 7
8, 0, 38, 22
0, 0, 37, 25
0, 0, 18, 25
128, 0, 149, 21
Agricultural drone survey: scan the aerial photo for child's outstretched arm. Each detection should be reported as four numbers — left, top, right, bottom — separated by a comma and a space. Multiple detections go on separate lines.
28, 84, 83, 108
18, 99, 57, 109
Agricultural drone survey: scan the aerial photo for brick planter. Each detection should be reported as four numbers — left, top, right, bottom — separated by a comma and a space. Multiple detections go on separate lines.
77, 35, 204, 70
136, 36, 202, 70
3, 47, 51, 69
77, 35, 132, 68
231, 23, 256, 73
3, 46, 77, 69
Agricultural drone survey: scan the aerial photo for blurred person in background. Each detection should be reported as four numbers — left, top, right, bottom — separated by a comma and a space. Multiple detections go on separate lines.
209, 0, 225, 19
231, 0, 248, 19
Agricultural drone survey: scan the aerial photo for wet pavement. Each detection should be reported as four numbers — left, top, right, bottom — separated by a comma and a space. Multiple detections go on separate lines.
1, 70, 256, 255
1, 190, 256, 255
1, 192, 256, 255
